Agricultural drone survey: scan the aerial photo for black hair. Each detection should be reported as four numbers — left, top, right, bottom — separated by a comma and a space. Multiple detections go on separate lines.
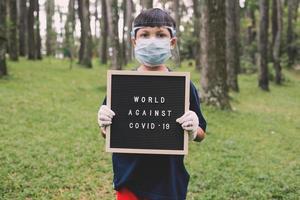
133, 8, 176, 37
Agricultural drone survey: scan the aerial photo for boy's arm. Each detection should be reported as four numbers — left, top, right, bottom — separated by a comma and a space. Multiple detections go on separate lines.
99, 126, 106, 138
194, 127, 206, 142
98, 96, 113, 139
189, 82, 207, 141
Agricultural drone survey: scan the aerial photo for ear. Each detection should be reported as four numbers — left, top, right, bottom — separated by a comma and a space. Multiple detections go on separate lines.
131, 38, 136, 47
170, 37, 177, 49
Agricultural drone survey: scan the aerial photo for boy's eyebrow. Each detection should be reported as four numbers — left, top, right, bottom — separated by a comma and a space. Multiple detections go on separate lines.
157, 28, 169, 32
139, 29, 149, 32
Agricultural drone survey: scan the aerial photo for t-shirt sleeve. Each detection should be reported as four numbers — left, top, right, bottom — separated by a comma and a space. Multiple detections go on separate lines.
189, 82, 207, 132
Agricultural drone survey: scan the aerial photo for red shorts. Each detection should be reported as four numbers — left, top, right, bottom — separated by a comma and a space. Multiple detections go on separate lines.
116, 188, 139, 200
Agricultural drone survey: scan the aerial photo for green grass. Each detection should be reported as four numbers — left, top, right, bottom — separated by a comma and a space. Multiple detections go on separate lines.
0, 58, 299, 199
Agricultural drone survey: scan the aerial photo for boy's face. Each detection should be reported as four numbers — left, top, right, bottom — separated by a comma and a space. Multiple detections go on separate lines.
132, 27, 177, 48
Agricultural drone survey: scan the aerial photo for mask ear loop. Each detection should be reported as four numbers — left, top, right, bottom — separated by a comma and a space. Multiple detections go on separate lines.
130, 24, 139, 61
165, 26, 176, 38
172, 41, 181, 68
169, 43, 180, 68
131, 27, 142, 39
130, 28, 135, 39
166, 27, 180, 68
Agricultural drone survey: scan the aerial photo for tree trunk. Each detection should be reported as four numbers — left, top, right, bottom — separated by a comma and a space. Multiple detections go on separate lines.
193, 0, 201, 70
273, 0, 282, 84
8, 0, 18, 61
226, 0, 240, 92
173, 0, 181, 67
269, 0, 277, 62
0, 0, 8, 77
93, 0, 100, 60
124, 0, 134, 63
106, 0, 122, 70
258, 0, 269, 91
78, 0, 85, 63
122, 0, 127, 65
18, 0, 27, 56
78, 0, 92, 67
245, 3, 256, 65
58, 7, 64, 56
141, 0, 153, 9
45, 0, 55, 56
100, 0, 108, 64
246, 6, 256, 45
271, 0, 277, 54
27, 0, 36, 60
287, 0, 296, 67
294, 0, 299, 22
64, 0, 75, 59
35, 0, 42, 59
200, 0, 231, 109
94, 0, 99, 37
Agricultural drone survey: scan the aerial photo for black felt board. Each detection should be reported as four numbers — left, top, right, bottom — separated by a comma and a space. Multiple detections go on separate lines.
106, 71, 189, 155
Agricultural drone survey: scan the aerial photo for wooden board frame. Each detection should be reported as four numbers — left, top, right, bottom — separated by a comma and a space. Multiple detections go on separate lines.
106, 70, 190, 155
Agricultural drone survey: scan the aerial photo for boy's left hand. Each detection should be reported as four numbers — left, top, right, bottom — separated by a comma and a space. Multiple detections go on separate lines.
176, 111, 199, 141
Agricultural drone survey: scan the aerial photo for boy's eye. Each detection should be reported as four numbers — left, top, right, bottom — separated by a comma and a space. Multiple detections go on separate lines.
140, 33, 149, 38
157, 33, 167, 38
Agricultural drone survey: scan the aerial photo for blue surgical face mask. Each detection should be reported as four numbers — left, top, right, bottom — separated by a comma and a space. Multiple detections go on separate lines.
134, 38, 172, 67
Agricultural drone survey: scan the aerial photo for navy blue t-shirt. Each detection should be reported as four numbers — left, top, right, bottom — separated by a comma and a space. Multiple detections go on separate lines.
101, 75, 206, 200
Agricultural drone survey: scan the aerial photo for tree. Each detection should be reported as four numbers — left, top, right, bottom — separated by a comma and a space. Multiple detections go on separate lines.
173, 0, 181, 67
94, 0, 99, 37
272, 0, 283, 84
200, 0, 231, 109
92, 0, 100, 60
19, 0, 27, 56
106, 0, 122, 70
0, 0, 8, 77
78, 0, 92, 67
122, 0, 134, 65
294, 0, 299, 22
245, 2, 257, 45
8, 0, 18, 61
27, 0, 36, 60
245, 1, 257, 65
258, 0, 269, 91
287, 0, 297, 67
122, 0, 127, 65
45, 0, 55, 56
100, 0, 108, 64
193, 0, 201, 70
271, 0, 277, 56
141, 0, 153, 9
64, 0, 75, 60
57, 6, 64, 54
226, 0, 240, 92
35, 0, 42, 59
26, 0, 41, 60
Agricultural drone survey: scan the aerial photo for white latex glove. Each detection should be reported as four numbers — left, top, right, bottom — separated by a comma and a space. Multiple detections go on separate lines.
176, 110, 199, 141
97, 105, 115, 134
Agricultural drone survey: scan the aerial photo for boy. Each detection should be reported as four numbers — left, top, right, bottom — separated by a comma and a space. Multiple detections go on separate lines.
98, 8, 206, 200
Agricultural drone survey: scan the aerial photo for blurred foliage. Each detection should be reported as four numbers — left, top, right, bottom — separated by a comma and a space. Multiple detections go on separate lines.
179, 22, 197, 60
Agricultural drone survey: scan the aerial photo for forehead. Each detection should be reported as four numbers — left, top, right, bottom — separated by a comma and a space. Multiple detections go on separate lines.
137, 26, 169, 33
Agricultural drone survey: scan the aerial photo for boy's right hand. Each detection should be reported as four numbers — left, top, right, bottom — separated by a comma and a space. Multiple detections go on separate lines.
97, 105, 115, 135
